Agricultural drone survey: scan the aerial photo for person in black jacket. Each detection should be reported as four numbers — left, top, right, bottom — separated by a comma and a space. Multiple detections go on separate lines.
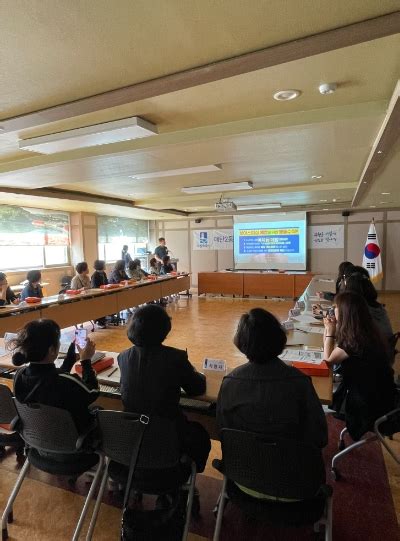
91, 260, 108, 328
109, 260, 129, 284
324, 291, 396, 440
0, 272, 20, 306
118, 304, 211, 472
217, 308, 327, 499
11, 319, 99, 434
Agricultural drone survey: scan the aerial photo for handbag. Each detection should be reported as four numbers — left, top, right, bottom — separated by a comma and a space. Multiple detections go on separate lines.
120, 414, 186, 541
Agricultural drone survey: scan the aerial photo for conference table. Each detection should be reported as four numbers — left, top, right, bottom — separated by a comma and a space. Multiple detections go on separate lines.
0, 273, 334, 440
0, 273, 191, 336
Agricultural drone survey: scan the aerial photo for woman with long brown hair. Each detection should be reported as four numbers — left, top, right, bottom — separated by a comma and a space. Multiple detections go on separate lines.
324, 291, 396, 440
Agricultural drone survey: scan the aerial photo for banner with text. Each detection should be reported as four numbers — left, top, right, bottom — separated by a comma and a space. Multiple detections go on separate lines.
193, 230, 233, 250
309, 225, 344, 249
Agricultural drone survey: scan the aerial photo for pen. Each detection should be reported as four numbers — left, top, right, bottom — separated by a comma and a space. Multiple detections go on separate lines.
107, 367, 118, 378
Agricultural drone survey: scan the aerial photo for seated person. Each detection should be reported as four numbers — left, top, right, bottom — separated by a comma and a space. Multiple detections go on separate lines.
118, 304, 211, 473
317, 260, 354, 303
91, 259, 108, 288
11, 319, 99, 433
91, 260, 108, 328
344, 272, 393, 342
217, 308, 328, 500
109, 260, 129, 284
127, 259, 148, 281
70, 261, 91, 290
0, 272, 20, 306
20, 270, 44, 300
324, 291, 396, 441
149, 257, 159, 275
160, 255, 174, 275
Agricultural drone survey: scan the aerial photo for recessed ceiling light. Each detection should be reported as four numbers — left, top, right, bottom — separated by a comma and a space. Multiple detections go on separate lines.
312, 175, 323, 179
320, 199, 328, 202
381, 192, 390, 195
130, 164, 222, 179
273, 90, 301, 101
181, 181, 253, 194
377, 150, 383, 154
332, 199, 337, 202
369, 205, 376, 208
363, 181, 368, 184
322, 208, 329, 211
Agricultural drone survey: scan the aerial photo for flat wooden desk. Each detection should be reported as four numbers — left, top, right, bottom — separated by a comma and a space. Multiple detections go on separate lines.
0, 274, 190, 336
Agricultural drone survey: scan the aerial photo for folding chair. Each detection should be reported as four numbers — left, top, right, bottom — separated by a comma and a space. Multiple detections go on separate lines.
86, 410, 196, 541
0, 385, 24, 459
1, 401, 104, 541
213, 429, 332, 541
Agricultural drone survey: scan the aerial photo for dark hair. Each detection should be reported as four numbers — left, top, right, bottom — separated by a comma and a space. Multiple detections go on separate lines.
335, 291, 387, 358
344, 272, 379, 306
0, 272, 6, 282
162, 255, 170, 264
128, 260, 139, 271
158, 237, 165, 242
114, 260, 126, 272
94, 259, 105, 271
75, 261, 88, 274
149, 258, 157, 267
122, 245, 129, 252
133, 258, 141, 266
127, 304, 171, 346
9, 319, 61, 366
335, 261, 354, 292
351, 265, 370, 279
27, 270, 41, 284
234, 308, 287, 363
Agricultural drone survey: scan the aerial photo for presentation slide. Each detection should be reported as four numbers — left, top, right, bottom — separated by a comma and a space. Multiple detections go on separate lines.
233, 212, 307, 270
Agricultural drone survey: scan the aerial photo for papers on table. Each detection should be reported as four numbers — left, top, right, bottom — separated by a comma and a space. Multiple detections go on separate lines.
307, 295, 321, 302
294, 325, 324, 335
292, 314, 323, 325
279, 349, 324, 365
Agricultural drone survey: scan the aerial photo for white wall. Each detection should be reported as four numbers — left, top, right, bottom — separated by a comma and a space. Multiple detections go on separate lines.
156, 210, 400, 291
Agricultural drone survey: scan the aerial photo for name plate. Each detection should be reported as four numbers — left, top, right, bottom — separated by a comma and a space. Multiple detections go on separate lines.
282, 320, 294, 331
289, 308, 301, 318
203, 358, 226, 372
295, 301, 305, 310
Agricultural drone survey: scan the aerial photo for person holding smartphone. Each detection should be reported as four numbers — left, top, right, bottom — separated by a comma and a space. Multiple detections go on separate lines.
11, 319, 99, 433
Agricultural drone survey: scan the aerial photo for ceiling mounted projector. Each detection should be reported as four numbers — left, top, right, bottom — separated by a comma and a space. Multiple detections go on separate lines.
215, 198, 237, 212
19, 117, 158, 154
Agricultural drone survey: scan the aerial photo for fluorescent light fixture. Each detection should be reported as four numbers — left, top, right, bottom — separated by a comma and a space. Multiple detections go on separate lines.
19, 117, 158, 154
236, 203, 281, 210
311, 175, 323, 179
131, 164, 221, 179
381, 192, 391, 195
181, 181, 253, 194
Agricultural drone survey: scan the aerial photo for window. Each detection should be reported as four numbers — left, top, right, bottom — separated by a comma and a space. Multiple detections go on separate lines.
98, 216, 148, 262
0, 205, 70, 270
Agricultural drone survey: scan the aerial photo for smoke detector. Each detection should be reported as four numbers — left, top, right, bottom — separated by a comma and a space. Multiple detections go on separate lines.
318, 83, 337, 95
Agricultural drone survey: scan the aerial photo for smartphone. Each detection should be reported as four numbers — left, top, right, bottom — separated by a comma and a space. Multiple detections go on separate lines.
74, 329, 87, 352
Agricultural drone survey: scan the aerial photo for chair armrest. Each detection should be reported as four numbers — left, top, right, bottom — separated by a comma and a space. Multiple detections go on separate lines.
374, 408, 400, 435
75, 420, 99, 451
10, 415, 21, 432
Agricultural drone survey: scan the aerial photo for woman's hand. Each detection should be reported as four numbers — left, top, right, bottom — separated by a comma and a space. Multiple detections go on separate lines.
77, 337, 96, 361
323, 315, 337, 336
312, 303, 322, 315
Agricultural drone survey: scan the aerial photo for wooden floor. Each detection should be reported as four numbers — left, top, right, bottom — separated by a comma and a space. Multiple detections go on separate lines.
1, 291, 399, 539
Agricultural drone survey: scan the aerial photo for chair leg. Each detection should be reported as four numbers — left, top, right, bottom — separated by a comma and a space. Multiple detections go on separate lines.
71, 453, 105, 541
85, 459, 110, 541
338, 427, 348, 450
1, 458, 30, 540
331, 435, 377, 478
182, 462, 197, 541
213, 477, 228, 541
325, 495, 333, 541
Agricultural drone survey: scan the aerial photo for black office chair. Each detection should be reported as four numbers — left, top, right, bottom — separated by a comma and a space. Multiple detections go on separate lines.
0, 385, 24, 459
212, 429, 332, 541
86, 410, 197, 541
1, 400, 104, 541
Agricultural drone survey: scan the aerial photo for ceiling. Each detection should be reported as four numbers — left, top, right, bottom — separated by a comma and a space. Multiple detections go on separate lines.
0, 0, 399, 219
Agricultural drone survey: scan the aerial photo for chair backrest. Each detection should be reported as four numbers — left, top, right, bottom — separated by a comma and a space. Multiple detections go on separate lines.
219, 429, 326, 500
14, 399, 81, 453
97, 410, 180, 469
0, 384, 18, 424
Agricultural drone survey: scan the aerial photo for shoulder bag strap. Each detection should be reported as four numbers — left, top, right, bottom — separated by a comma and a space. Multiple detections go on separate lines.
14, 367, 46, 404
122, 414, 150, 508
